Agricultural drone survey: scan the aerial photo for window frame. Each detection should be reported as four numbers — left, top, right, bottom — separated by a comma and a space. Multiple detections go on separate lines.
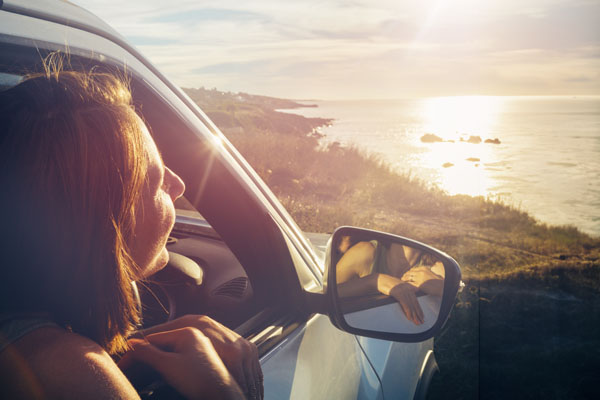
0, 14, 320, 343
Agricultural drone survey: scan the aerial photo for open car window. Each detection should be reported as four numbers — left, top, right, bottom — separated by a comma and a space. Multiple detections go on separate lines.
0, 42, 268, 333
175, 196, 206, 220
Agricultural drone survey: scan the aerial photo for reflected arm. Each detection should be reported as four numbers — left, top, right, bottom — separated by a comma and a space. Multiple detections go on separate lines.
335, 241, 376, 284
337, 273, 406, 297
337, 273, 424, 325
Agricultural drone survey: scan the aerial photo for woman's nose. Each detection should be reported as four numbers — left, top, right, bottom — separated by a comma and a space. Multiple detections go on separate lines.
166, 167, 186, 200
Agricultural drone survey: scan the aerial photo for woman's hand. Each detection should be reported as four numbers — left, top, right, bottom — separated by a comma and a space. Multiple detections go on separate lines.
402, 266, 444, 296
120, 327, 244, 399
389, 282, 424, 325
402, 266, 440, 286
131, 315, 263, 400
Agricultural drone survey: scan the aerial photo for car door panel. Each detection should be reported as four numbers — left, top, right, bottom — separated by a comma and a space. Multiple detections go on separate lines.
260, 314, 382, 400
358, 337, 431, 399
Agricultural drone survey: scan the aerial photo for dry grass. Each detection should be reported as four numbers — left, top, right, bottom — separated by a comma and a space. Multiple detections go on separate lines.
182, 86, 600, 284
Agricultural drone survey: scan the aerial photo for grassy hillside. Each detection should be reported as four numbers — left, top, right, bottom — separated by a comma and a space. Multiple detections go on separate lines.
183, 87, 599, 283
183, 87, 600, 398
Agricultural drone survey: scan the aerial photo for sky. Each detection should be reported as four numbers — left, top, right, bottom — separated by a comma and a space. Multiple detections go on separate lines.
72, 0, 600, 99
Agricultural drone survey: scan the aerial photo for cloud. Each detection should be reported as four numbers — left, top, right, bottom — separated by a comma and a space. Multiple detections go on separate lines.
192, 60, 273, 76
72, 0, 600, 98
144, 8, 270, 24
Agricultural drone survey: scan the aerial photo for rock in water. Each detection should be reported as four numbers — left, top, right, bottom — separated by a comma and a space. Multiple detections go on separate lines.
466, 135, 482, 144
442, 162, 454, 168
485, 138, 501, 144
421, 133, 444, 143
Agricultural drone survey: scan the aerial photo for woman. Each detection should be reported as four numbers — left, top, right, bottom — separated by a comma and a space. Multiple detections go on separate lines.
0, 68, 262, 399
335, 236, 444, 326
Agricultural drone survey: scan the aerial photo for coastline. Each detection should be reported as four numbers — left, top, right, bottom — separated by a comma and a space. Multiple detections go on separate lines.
280, 97, 600, 237
182, 86, 599, 278
184, 86, 600, 398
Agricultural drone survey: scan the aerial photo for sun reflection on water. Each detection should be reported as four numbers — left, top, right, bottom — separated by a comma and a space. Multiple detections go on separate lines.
417, 96, 504, 197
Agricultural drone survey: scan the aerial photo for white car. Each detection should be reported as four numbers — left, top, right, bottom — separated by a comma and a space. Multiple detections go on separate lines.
0, 1, 462, 399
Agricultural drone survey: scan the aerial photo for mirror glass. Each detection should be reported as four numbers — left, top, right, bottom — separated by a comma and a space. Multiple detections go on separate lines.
334, 234, 446, 334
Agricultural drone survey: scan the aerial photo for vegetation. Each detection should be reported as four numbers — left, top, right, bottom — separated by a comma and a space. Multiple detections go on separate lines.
183, 87, 600, 399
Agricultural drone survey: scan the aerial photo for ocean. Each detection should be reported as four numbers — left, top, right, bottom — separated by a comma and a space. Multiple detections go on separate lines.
284, 96, 600, 236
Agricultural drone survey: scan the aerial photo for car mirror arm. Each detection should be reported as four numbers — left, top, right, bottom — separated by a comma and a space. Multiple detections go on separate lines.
304, 291, 329, 315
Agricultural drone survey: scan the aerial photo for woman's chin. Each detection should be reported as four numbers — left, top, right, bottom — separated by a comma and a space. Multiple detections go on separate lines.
138, 247, 170, 279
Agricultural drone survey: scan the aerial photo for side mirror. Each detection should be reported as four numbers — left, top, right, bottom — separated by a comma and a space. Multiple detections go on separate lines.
323, 226, 462, 342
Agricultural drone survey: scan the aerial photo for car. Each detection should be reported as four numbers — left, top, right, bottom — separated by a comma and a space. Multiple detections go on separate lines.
0, 1, 462, 399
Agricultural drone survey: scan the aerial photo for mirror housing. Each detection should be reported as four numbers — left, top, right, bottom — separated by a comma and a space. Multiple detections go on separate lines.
314, 226, 462, 343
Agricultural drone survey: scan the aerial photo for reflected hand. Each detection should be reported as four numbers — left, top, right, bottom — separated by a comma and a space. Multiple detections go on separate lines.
402, 266, 442, 287
132, 315, 263, 400
389, 282, 424, 325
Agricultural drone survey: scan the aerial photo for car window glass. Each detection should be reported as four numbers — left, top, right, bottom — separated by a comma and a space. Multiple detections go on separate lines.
0, 44, 262, 330
0, 71, 22, 90
174, 196, 204, 219
128, 76, 263, 329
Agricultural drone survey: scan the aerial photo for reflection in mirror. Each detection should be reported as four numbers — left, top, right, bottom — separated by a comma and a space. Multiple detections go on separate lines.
334, 235, 445, 334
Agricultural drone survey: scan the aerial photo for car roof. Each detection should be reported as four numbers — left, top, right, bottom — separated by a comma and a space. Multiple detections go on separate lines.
1, 0, 125, 44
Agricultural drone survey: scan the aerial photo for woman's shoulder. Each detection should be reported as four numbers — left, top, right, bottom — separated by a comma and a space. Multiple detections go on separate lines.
346, 241, 376, 260
0, 325, 139, 399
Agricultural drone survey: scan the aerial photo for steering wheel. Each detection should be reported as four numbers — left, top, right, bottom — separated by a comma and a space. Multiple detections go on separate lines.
125, 252, 204, 399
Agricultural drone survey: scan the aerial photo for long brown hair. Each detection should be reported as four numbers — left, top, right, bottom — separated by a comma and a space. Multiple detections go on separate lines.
0, 67, 146, 353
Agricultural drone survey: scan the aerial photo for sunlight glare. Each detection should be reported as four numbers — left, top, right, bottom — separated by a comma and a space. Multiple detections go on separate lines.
417, 96, 503, 197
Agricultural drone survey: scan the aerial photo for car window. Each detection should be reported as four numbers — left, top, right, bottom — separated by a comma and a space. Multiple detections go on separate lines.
174, 196, 205, 219
0, 42, 269, 330
0, 13, 321, 338
0, 71, 22, 90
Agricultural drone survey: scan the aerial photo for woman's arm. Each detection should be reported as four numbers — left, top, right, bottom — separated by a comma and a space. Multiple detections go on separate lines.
337, 273, 424, 325
0, 326, 140, 399
336, 241, 376, 284
0, 324, 245, 400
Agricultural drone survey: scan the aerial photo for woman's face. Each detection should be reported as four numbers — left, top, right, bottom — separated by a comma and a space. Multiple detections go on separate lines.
338, 235, 352, 254
130, 119, 185, 279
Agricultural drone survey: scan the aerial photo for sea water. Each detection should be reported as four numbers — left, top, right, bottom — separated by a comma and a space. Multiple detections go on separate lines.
284, 96, 600, 236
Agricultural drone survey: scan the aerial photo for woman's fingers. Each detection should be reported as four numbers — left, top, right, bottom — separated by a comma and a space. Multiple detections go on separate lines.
398, 297, 413, 322
243, 357, 254, 399
240, 346, 264, 400
415, 298, 424, 323
130, 316, 262, 398
251, 357, 265, 400
253, 345, 264, 400
258, 361, 264, 400
123, 338, 172, 368
180, 315, 263, 398
123, 328, 244, 399
403, 290, 424, 325
232, 363, 249, 398
392, 284, 424, 325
